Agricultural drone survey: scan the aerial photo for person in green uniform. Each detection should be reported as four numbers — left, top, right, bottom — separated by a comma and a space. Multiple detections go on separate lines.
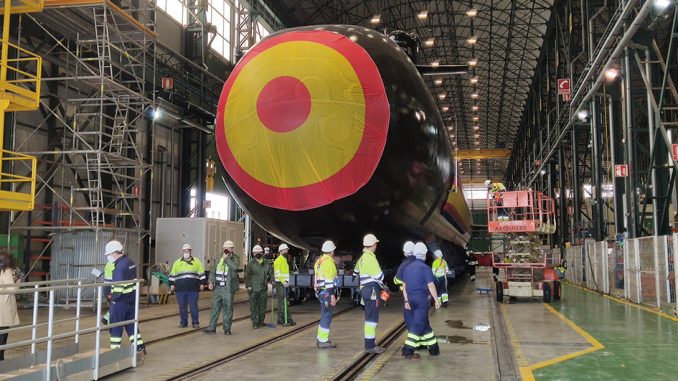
204, 240, 240, 335
273, 243, 296, 327
245, 245, 271, 329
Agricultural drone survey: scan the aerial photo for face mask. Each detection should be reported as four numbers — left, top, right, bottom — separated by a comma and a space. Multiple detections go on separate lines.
254, 253, 262, 260
183, 253, 191, 260
107, 255, 115, 263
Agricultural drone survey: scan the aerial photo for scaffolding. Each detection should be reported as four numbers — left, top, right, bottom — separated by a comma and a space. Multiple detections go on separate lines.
7, 0, 156, 281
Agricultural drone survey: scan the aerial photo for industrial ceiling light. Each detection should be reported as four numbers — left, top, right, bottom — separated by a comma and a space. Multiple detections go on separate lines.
447, 126, 454, 131
473, 125, 480, 130
434, 78, 443, 86
370, 14, 381, 25
471, 93, 479, 99
431, 60, 440, 67
468, 58, 478, 67
417, 9, 429, 20
438, 93, 447, 100
605, 68, 619, 80
466, 9, 478, 17
424, 37, 435, 47
472, 116, 479, 121
467, 36, 478, 45
474, 133, 480, 138
655, 0, 671, 9
471, 105, 479, 111
441, 106, 449, 112
152, 109, 161, 120
577, 110, 589, 121
470, 77, 479, 84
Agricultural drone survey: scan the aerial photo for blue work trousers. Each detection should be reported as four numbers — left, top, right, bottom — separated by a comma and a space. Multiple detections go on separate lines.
360, 284, 380, 349
402, 293, 438, 356
109, 301, 144, 351
176, 291, 199, 326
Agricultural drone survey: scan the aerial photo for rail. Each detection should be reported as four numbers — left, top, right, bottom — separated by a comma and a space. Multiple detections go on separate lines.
0, 40, 42, 112
0, 278, 143, 380
0, 149, 37, 211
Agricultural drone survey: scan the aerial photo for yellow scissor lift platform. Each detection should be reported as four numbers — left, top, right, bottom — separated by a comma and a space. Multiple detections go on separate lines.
0, 0, 42, 211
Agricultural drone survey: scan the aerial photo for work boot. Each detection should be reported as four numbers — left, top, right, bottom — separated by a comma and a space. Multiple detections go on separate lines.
403, 353, 421, 359
203, 329, 216, 334
192, 324, 200, 328
317, 341, 336, 349
470, 275, 476, 282
224, 330, 231, 335
365, 346, 386, 354
443, 301, 449, 308
178, 324, 187, 328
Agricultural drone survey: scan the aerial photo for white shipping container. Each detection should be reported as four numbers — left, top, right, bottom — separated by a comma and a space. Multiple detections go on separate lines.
154, 218, 245, 273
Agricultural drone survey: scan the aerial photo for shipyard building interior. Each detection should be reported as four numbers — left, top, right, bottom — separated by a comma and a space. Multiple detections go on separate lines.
1, 0, 678, 380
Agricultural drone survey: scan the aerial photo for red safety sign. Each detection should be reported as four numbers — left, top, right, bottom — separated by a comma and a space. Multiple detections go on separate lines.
132, 186, 141, 197
672, 144, 678, 161
557, 78, 570, 94
562, 93, 571, 102
161, 77, 174, 90
614, 164, 628, 177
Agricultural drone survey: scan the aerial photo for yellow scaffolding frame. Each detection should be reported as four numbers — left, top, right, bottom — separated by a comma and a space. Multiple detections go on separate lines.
0, 0, 42, 211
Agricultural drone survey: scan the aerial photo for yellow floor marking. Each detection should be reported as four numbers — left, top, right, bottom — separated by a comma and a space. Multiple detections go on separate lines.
501, 296, 604, 381
565, 281, 678, 323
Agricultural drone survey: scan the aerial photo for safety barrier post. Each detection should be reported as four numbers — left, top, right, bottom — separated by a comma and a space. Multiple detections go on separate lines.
94, 285, 102, 380
75, 280, 82, 344
663, 236, 671, 306
624, 241, 630, 300
635, 238, 642, 303
674, 233, 678, 312
132, 281, 140, 368
31, 284, 38, 354
45, 290, 55, 380
653, 236, 661, 307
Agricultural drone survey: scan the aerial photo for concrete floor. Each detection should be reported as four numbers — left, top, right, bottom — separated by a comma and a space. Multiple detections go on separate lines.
5, 269, 676, 380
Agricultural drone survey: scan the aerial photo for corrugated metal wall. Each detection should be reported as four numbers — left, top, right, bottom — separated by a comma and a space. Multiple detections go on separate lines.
50, 231, 141, 301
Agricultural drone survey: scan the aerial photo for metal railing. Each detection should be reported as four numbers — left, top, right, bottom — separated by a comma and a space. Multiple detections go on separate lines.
0, 40, 42, 112
565, 235, 677, 314
0, 277, 143, 380
0, 149, 37, 211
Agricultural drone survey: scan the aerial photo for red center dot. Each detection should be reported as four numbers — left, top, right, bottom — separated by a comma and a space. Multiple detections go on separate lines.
256, 76, 311, 133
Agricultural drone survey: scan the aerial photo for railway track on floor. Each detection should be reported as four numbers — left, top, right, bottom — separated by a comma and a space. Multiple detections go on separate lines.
165, 305, 357, 381
330, 321, 407, 381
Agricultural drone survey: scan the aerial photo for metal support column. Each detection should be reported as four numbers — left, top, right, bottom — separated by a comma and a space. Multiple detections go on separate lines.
623, 46, 638, 238
591, 96, 604, 240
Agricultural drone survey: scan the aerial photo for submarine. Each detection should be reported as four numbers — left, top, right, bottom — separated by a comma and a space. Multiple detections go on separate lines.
215, 25, 473, 267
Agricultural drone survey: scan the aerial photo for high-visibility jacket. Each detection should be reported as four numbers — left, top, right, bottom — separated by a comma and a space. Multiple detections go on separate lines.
273, 255, 291, 283
210, 255, 240, 290
103, 261, 115, 296
432, 258, 449, 278
169, 257, 206, 292
354, 250, 383, 288
314, 254, 337, 290
111, 256, 137, 303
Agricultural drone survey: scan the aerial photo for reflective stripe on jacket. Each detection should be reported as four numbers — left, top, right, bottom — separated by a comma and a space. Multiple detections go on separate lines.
273, 255, 290, 283
314, 254, 337, 290
354, 250, 383, 287
432, 258, 449, 278
169, 257, 206, 292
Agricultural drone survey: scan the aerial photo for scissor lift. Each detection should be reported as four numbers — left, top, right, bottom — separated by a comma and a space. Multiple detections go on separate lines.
487, 190, 561, 303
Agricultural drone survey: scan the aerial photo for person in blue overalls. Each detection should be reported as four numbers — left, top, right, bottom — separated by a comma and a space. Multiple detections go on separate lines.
400, 242, 440, 359
394, 241, 415, 331
106, 240, 145, 354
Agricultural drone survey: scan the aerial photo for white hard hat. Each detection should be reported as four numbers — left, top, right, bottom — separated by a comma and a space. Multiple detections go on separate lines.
279, 243, 289, 252
105, 240, 123, 256
413, 242, 428, 257
434, 250, 443, 258
321, 240, 336, 253
182, 244, 192, 251
252, 245, 264, 253
222, 240, 235, 249
403, 241, 415, 256
363, 233, 379, 247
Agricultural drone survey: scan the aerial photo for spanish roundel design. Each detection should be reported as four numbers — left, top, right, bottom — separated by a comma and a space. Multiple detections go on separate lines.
215, 30, 390, 211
